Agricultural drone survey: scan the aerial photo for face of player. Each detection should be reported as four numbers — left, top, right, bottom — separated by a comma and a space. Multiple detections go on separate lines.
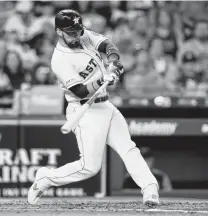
61, 28, 83, 48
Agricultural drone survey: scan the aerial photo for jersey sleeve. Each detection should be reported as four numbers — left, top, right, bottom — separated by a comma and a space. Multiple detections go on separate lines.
51, 55, 83, 89
83, 29, 108, 50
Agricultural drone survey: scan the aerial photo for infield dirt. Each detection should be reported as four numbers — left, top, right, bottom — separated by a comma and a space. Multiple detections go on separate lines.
0, 197, 208, 216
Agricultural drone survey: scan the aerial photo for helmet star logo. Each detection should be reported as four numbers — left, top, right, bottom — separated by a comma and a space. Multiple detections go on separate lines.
74, 17, 80, 24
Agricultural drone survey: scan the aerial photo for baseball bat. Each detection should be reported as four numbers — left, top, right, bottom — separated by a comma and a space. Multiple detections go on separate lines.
61, 80, 110, 134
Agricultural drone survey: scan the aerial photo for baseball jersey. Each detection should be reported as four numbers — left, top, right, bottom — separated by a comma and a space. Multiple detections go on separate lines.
51, 29, 108, 102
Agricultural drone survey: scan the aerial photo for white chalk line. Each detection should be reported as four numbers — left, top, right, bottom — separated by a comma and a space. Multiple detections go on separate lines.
1, 207, 208, 214
72, 209, 208, 214
135, 209, 208, 214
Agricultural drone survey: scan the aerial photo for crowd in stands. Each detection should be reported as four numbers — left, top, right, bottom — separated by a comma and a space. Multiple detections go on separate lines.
0, 1, 208, 98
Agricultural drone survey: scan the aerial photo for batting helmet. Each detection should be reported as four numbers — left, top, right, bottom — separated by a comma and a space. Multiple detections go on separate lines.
55, 9, 83, 33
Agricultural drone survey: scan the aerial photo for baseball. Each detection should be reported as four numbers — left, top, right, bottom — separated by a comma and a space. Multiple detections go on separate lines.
154, 96, 171, 107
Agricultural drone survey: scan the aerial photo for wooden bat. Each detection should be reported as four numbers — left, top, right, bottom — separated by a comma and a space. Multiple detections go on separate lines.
61, 63, 118, 134
61, 63, 117, 134
61, 80, 110, 134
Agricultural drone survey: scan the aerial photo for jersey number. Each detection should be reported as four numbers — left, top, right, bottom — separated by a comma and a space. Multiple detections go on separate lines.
79, 58, 97, 79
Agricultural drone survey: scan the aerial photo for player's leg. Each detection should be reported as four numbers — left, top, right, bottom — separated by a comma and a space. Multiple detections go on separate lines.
28, 103, 113, 204
106, 102, 159, 205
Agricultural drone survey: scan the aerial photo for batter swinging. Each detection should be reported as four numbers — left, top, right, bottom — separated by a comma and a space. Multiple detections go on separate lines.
28, 9, 160, 206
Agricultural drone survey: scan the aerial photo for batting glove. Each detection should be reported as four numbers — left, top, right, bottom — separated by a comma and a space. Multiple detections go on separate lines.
112, 60, 124, 77
101, 73, 118, 86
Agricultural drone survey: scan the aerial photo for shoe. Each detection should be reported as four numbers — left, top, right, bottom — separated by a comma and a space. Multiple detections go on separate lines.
28, 167, 51, 205
142, 183, 160, 207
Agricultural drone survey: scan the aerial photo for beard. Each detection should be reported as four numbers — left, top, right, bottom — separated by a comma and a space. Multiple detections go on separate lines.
62, 34, 82, 49
67, 40, 82, 49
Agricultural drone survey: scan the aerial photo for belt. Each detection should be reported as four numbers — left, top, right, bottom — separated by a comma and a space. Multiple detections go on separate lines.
80, 95, 108, 105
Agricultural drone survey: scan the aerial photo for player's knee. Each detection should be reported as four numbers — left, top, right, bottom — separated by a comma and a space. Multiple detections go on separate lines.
83, 165, 101, 177
78, 157, 101, 177
119, 142, 138, 156
88, 165, 101, 176
77, 157, 85, 170
122, 146, 141, 158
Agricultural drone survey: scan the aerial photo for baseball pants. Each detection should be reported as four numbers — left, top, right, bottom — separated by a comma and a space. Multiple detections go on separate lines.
47, 101, 158, 190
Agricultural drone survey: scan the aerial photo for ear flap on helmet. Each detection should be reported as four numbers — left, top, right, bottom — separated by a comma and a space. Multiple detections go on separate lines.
81, 29, 84, 36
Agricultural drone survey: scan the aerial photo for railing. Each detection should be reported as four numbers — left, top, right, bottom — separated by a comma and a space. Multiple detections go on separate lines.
0, 84, 208, 117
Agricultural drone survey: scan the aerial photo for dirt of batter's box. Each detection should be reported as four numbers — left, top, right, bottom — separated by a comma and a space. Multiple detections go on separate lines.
0, 198, 208, 216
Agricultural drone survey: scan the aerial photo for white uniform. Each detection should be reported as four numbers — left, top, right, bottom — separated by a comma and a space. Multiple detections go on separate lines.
50, 29, 158, 191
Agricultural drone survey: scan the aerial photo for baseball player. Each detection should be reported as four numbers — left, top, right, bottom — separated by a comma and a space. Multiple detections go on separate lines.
28, 9, 159, 206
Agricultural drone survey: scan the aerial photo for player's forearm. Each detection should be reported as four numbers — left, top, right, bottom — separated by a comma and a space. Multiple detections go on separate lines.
69, 80, 102, 99
98, 39, 120, 61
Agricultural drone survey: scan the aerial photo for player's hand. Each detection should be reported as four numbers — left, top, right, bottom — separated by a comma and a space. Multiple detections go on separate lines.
112, 60, 124, 77
101, 73, 118, 86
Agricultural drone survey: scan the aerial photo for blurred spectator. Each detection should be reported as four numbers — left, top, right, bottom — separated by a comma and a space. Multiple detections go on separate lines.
1, 28, 38, 74
31, 62, 56, 85
153, 9, 178, 59
83, 13, 107, 34
91, 1, 112, 26
27, 33, 54, 66
130, 13, 152, 50
39, 37, 55, 63
112, 19, 136, 77
180, 1, 208, 21
31, 1, 56, 44
33, 1, 55, 20
198, 53, 208, 75
177, 11, 195, 42
69, 1, 93, 14
126, 0, 154, 12
2, 50, 28, 90
196, 54, 208, 95
0, 1, 16, 29
178, 20, 208, 64
4, 1, 36, 42
123, 147, 173, 191
177, 51, 206, 97
4, 1, 55, 44
149, 36, 178, 90
124, 50, 169, 96
1, 0, 207, 99
0, 36, 7, 67
109, 1, 126, 27
0, 65, 14, 110
0, 68, 12, 91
